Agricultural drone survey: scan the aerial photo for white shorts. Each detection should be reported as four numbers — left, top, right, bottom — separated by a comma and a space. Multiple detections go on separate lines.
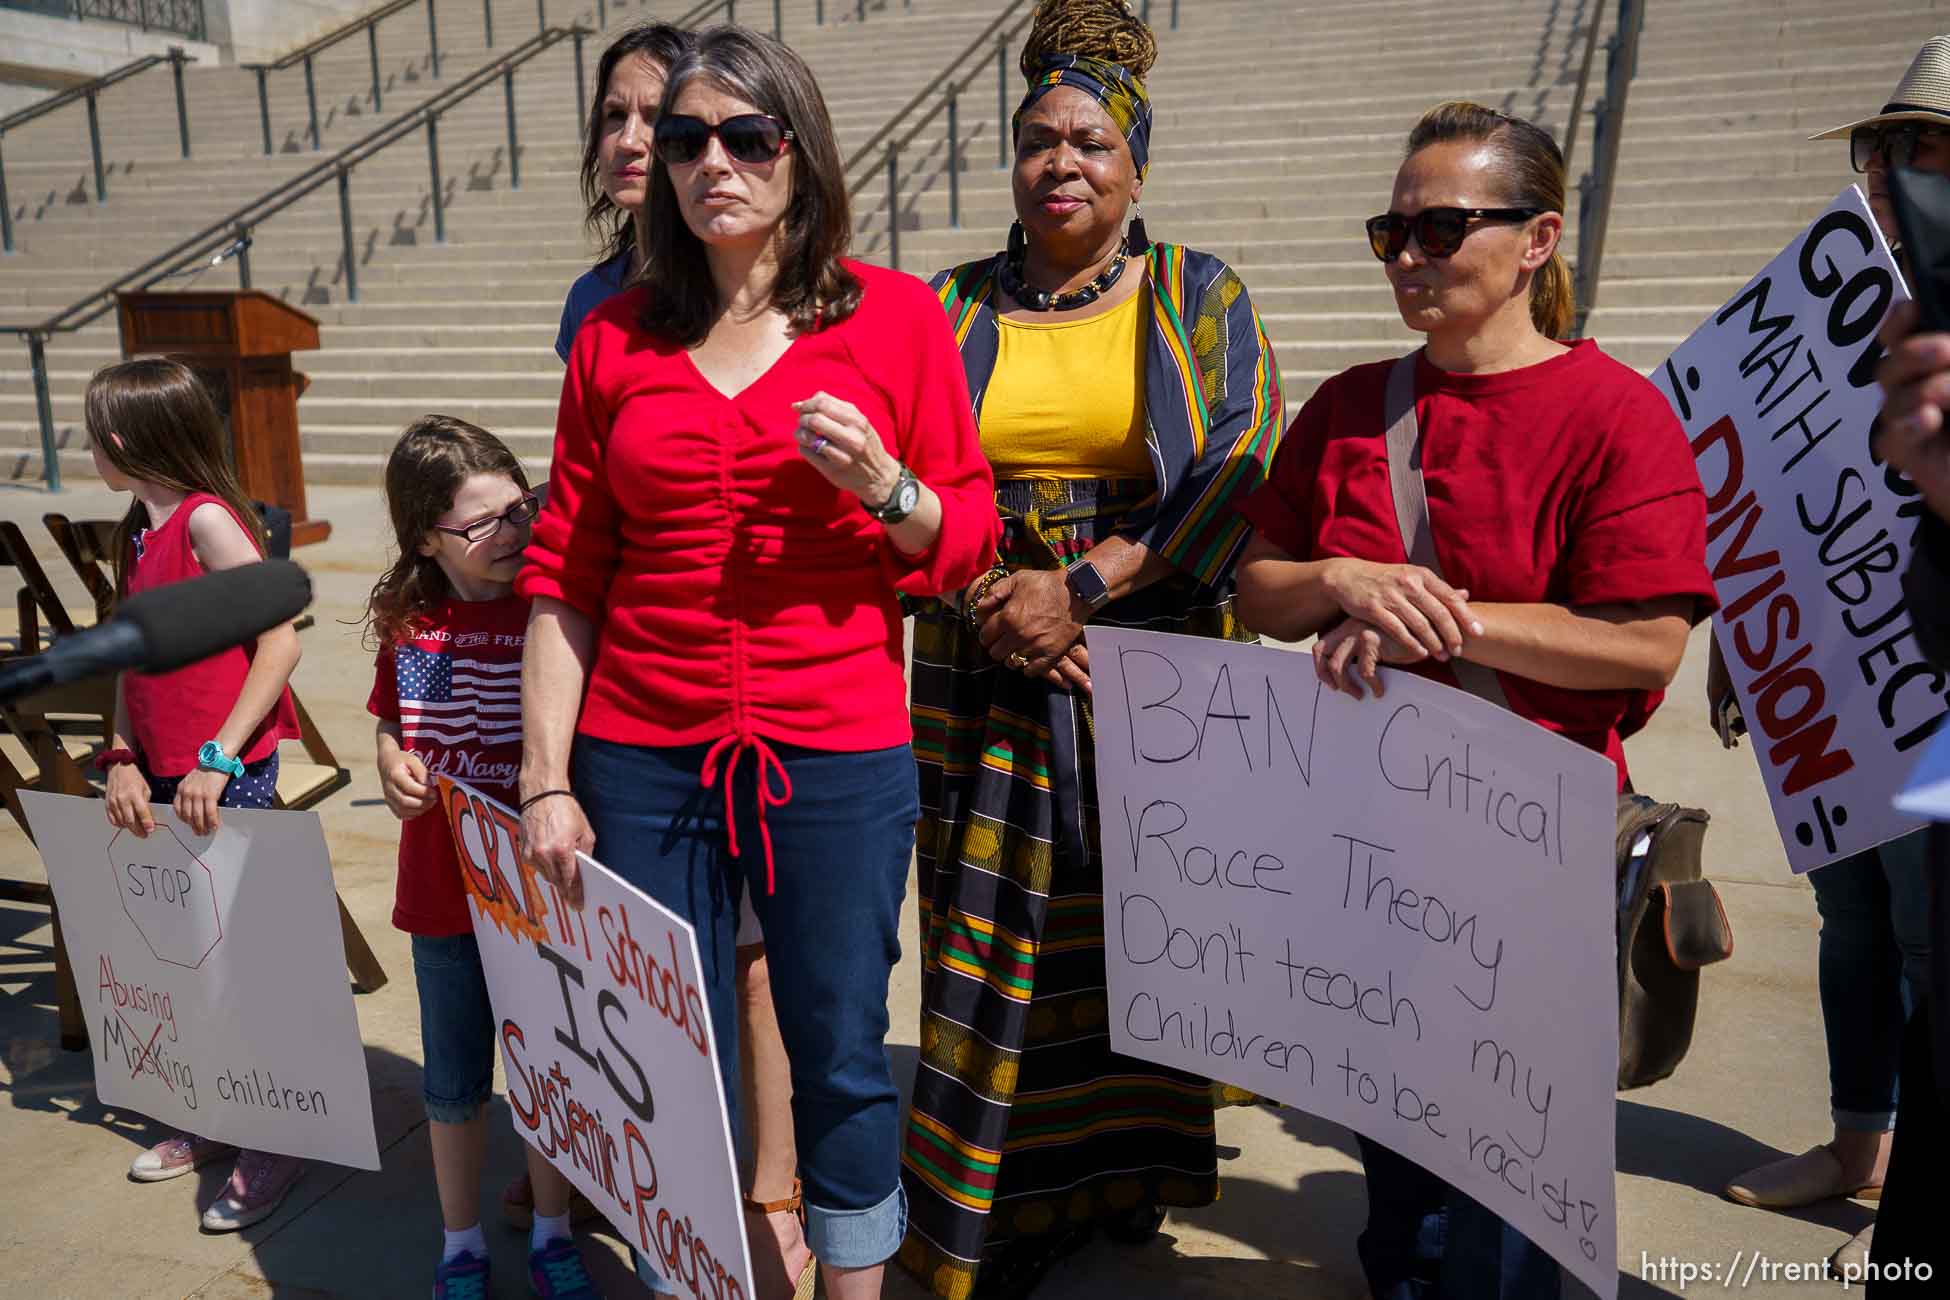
735, 889, 763, 949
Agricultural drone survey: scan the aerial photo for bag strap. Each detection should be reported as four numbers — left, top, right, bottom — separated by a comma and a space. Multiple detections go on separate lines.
1381, 354, 1511, 709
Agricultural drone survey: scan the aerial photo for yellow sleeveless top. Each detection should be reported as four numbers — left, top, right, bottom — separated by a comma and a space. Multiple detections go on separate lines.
980, 291, 1152, 480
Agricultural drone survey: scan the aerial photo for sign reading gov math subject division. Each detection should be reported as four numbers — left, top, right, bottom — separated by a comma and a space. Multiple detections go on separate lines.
435, 776, 752, 1300
1653, 184, 1930, 873
1088, 629, 1619, 1298
19, 792, 379, 1169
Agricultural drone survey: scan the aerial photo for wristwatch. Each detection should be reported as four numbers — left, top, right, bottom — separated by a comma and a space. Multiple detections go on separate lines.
866, 463, 921, 524
196, 740, 245, 780
1064, 559, 1114, 613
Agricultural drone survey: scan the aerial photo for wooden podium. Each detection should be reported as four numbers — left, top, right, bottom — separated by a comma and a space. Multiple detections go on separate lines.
115, 290, 332, 547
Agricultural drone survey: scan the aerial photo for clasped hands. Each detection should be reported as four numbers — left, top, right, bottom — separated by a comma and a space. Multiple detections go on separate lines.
974, 568, 1093, 694
1315, 558, 1485, 700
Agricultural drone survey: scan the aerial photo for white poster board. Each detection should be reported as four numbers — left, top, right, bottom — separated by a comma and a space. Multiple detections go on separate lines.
1652, 185, 1931, 872
1089, 629, 1619, 1297
435, 777, 752, 1300
19, 792, 379, 1168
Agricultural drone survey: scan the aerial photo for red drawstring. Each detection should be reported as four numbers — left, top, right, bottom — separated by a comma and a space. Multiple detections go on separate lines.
699, 732, 794, 895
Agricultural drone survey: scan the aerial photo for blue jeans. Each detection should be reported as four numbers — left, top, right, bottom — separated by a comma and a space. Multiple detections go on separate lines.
409, 933, 496, 1123
1356, 1136, 1562, 1300
1809, 830, 1932, 1131
573, 735, 917, 1270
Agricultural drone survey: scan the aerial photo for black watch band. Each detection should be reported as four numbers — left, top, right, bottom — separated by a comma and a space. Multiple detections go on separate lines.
1065, 559, 1113, 612
868, 463, 920, 523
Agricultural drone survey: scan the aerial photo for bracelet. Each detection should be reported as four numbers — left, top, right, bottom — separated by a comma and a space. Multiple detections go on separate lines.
519, 789, 575, 812
962, 566, 1010, 628
93, 747, 138, 773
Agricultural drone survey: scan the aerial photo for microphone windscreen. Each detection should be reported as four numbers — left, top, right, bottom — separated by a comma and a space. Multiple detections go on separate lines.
118, 559, 314, 674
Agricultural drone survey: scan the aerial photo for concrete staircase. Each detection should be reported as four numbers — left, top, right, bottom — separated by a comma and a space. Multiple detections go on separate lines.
0, 0, 1941, 486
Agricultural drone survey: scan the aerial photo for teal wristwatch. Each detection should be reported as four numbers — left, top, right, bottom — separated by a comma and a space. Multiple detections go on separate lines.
196, 740, 245, 779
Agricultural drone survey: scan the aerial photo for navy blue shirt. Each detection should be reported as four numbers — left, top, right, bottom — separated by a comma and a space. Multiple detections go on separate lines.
554, 247, 634, 362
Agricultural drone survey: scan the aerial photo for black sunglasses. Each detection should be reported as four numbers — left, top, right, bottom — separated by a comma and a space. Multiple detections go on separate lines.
1365, 206, 1546, 261
653, 113, 795, 166
433, 494, 540, 544
1851, 124, 1950, 173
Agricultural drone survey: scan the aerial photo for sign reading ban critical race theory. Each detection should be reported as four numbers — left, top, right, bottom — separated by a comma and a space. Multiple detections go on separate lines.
1654, 184, 1929, 872
434, 776, 752, 1300
1090, 629, 1620, 1297
18, 792, 379, 1168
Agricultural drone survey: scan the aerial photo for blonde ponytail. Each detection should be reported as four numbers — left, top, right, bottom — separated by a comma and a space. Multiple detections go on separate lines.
1531, 248, 1575, 340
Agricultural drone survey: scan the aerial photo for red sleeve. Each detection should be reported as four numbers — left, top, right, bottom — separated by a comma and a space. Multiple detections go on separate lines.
1564, 380, 1719, 621
367, 644, 399, 722
518, 305, 624, 617
1238, 386, 1332, 559
871, 272, 999, 596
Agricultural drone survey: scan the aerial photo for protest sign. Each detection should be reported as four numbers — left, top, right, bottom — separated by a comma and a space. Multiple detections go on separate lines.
1089, 629, 1619, 1296
434, 776, 751, 1300
19, 792, 379, 1168
1653, 185, 1930, 872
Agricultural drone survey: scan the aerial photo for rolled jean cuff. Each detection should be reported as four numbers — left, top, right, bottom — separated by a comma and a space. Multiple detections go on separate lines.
423, 1092, 490, 1124
806, 1181, 906, 1269
1833, 1105, 1897, 1133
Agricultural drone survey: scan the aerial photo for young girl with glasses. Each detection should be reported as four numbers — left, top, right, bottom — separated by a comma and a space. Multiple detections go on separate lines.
87, 358, 309, 1233
363, 416, 610, 1300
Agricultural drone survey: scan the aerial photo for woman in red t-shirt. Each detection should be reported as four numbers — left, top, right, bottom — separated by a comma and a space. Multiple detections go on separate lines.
1235, 103, 1716, 1298
517, 28, 998, 1300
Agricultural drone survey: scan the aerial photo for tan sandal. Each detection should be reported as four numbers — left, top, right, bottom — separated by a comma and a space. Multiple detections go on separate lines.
1725, 1145, 1882, 1209
744, 1178, 819, 1300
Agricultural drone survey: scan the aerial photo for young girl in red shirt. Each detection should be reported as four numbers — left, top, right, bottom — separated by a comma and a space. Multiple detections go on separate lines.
364, 417, 617, 1300
89, 358, 307, 1232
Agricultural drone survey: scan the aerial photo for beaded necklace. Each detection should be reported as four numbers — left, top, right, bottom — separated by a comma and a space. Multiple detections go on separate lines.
998, 240, 1130, 312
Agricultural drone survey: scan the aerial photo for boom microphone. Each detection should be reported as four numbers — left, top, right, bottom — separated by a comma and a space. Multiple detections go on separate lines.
0, 559, 313, 703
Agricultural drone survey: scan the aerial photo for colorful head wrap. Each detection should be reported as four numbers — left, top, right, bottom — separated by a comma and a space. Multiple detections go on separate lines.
1012, 53, 1153, 179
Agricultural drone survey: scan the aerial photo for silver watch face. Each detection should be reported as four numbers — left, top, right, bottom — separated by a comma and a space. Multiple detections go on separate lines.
895, 479, 920, 515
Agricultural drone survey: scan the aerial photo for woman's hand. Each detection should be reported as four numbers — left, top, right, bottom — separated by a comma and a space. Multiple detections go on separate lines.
1042, 642, 1091, 695
1321, 558, 1479, 662
977, 570, 1086, 676
104, 765, 154, 838
1315, 617, 1423, 700
792, 391, 902, 507
522, 792, 595, 910
174, 767, 230, 836
379, 749, 436, 821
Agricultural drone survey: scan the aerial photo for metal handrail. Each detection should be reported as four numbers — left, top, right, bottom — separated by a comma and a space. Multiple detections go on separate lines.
0, 25, 591, 490
0, 49, 196, 251
846, 0, 1181, 269
1559, 0, 1608, 175
1571, 0, 1644, 337
240, 0, 447, 154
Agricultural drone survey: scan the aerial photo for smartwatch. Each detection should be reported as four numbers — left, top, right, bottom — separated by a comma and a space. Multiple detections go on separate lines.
1064, 559, 1113, 613
197, 740, 246, 780
867, 463, 921, 524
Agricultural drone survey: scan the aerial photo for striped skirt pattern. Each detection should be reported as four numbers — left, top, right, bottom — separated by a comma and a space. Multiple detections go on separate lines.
896, 478, 1249, 1300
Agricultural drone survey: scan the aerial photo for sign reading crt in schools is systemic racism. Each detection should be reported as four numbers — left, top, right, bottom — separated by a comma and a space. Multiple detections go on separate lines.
18, 792, 379, 1168
1654, 185, 1928, 872
434, 777, 752, 1300
1090, 630, 1620, 1298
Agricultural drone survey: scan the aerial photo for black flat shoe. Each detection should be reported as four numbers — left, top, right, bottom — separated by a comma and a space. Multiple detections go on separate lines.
1100, 1203, 1166, 1245
973, 1221, 1097, 1300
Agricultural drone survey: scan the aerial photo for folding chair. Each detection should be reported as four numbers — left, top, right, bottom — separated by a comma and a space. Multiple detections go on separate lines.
0, 705, 96, 1050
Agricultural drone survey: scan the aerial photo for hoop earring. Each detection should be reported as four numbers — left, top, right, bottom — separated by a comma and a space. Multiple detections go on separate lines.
1126, 202, 1151, 255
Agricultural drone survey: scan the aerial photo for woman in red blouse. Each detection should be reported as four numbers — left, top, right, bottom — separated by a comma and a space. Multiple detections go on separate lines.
517, 28, 998, 1300
1235, 103, 1716, 1299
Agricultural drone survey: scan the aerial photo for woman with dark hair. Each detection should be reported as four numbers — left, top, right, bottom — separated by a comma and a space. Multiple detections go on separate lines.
518, 25, 999, 1300
897, 3, 1285, 1296
1234, 101, 1717, 1299
541, 23, 815, 1298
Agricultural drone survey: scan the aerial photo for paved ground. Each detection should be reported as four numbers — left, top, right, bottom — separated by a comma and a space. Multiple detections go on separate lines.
0, 482, 1889, 1298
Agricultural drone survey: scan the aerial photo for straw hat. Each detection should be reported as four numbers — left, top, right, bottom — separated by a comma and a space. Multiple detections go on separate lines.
1812, 35, 1950, 140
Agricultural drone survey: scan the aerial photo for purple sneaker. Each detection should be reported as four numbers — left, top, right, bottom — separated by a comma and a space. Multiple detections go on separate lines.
199, 1149, 306, 1232
434, 1249, 491, 1300
530, 1237, 602, 1298
129, 1133, 235, 1182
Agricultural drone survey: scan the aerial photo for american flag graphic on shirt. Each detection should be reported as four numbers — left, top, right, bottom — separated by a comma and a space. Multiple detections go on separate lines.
395, 644, 522, 747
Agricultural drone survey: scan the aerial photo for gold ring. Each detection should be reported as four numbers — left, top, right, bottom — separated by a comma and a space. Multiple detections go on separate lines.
1008, 651, 1029, 671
